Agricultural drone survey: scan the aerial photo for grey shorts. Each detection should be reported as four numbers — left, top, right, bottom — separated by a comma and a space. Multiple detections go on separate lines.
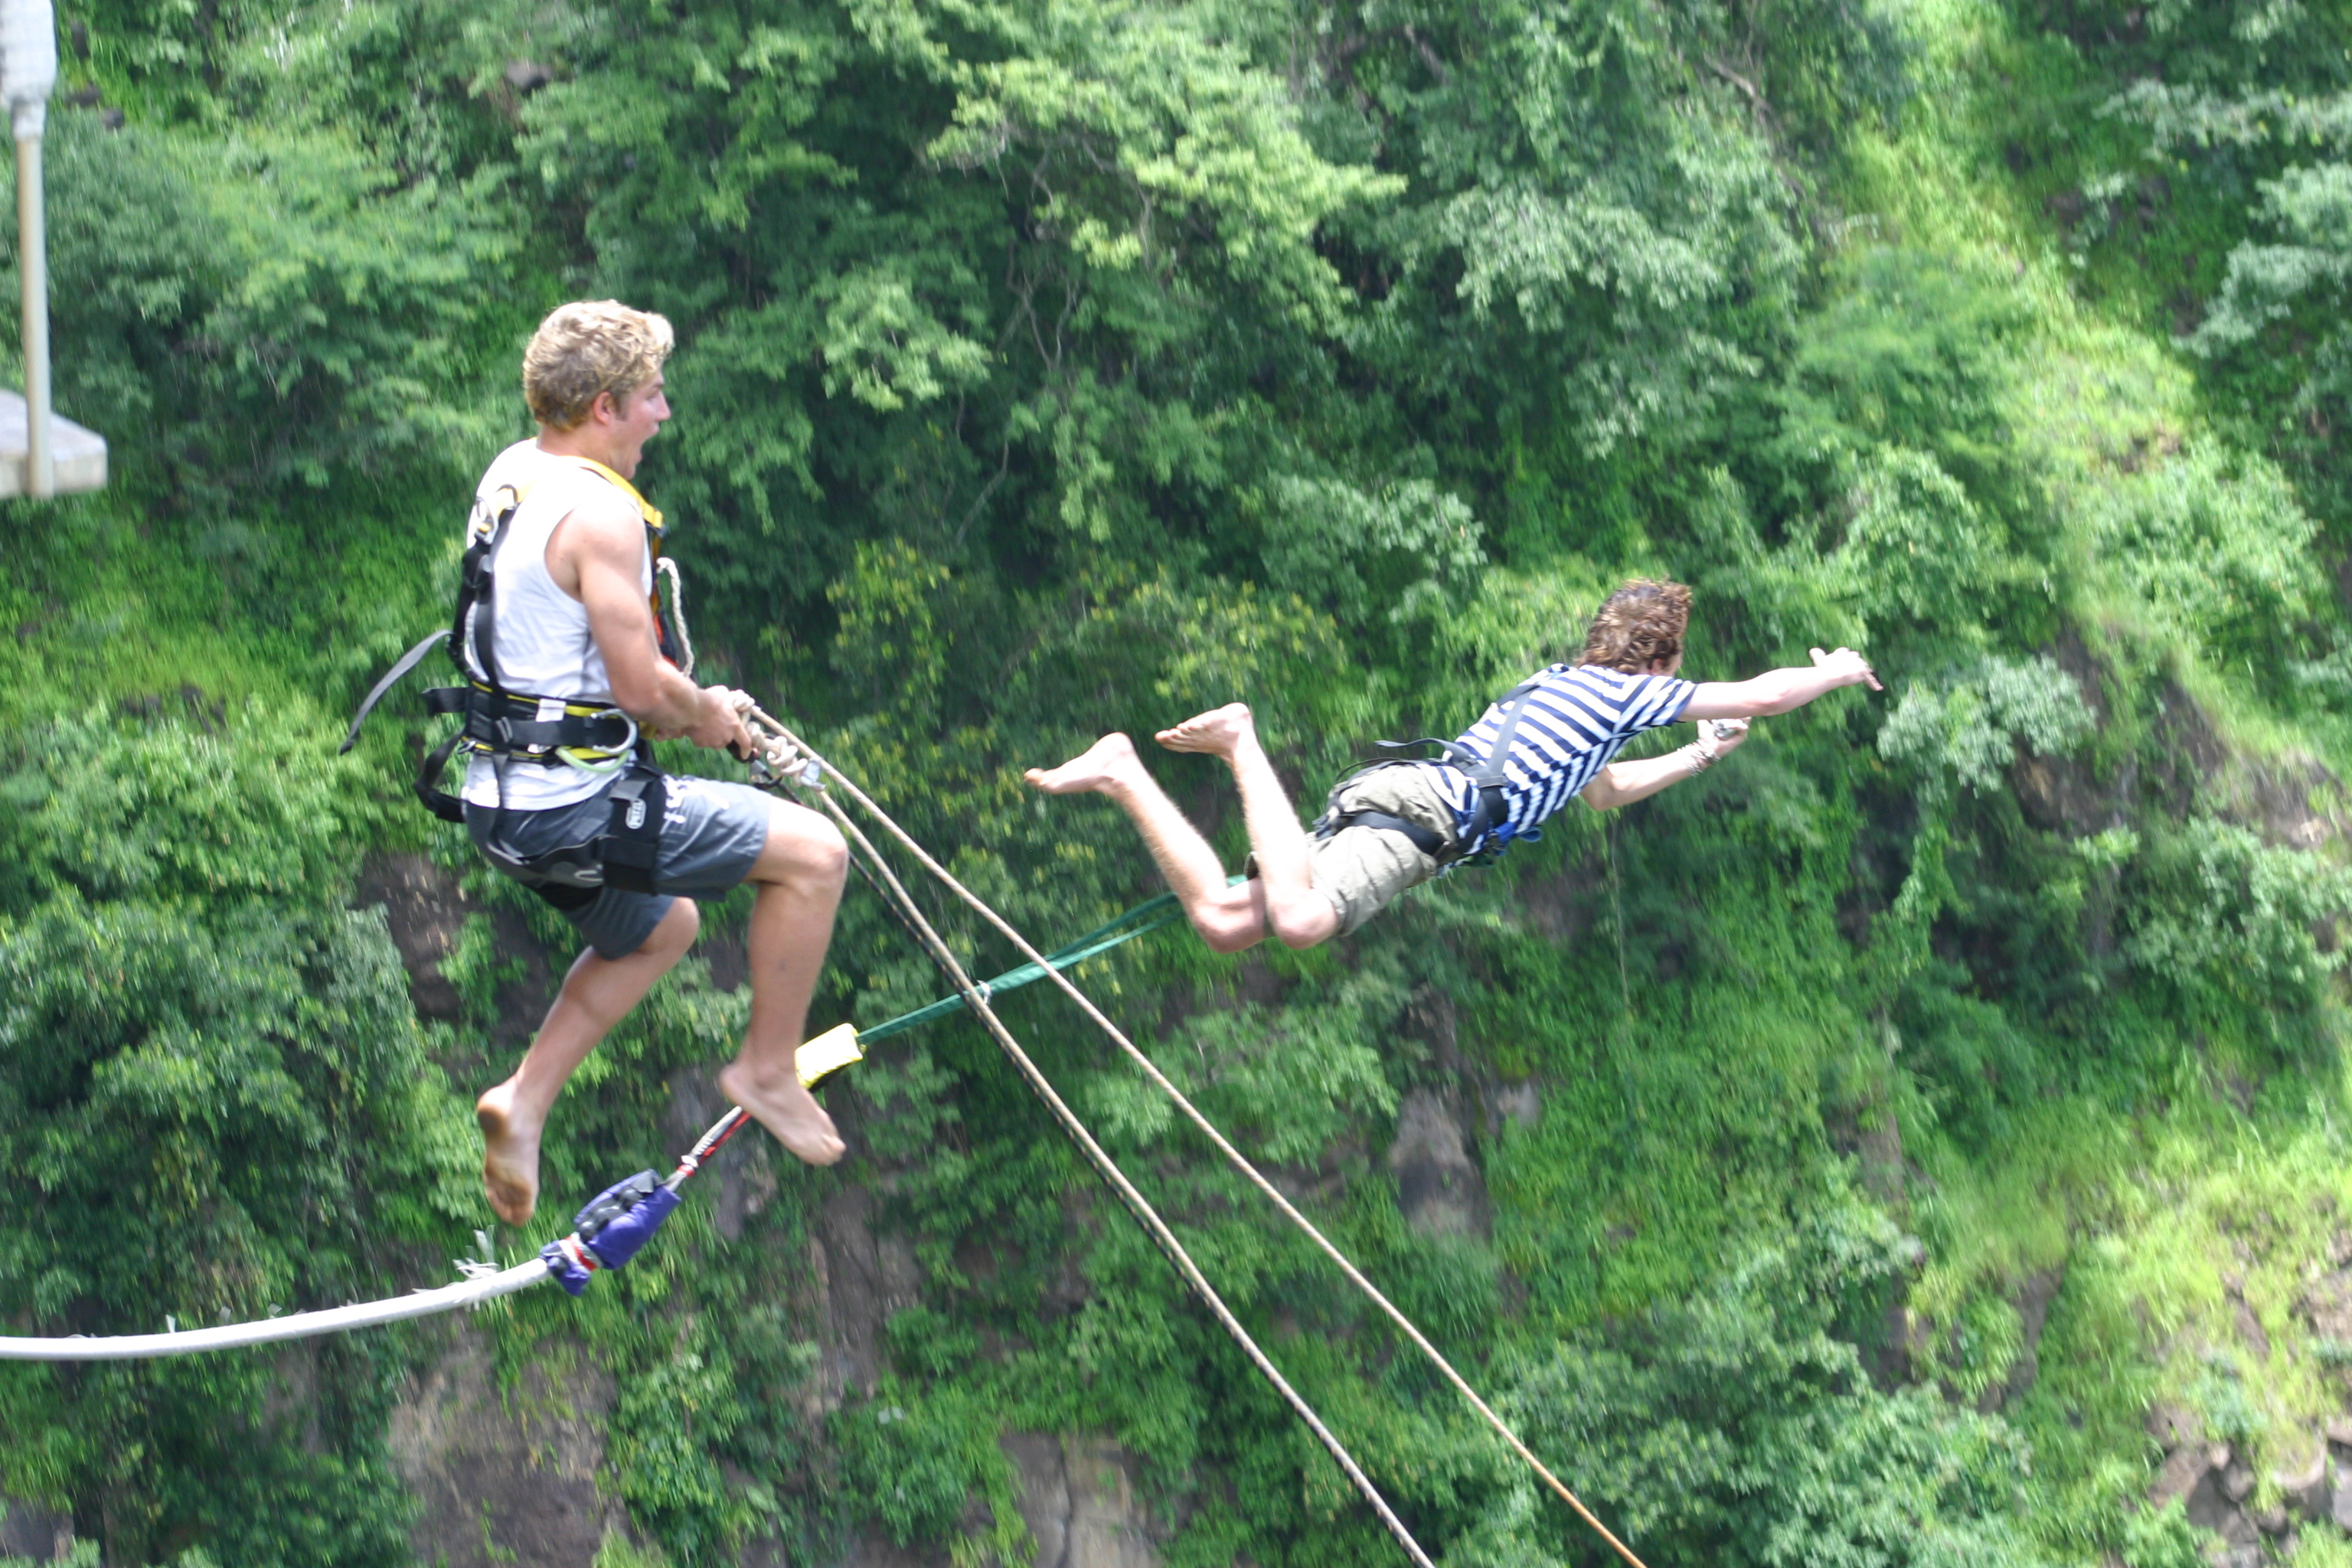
466, 773, 776, 959
1305, 763, 1461, 937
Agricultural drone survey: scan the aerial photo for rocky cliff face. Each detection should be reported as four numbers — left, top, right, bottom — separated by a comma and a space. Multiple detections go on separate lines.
387, 1328, 629, 1568
0, 1496, 74, 1563
999, 1435, 1167, 1568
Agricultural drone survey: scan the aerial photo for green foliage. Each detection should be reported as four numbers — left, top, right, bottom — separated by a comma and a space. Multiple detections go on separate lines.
1880, 655, 2096, 795
2076, 443, 2322, 675
16, 0, 2352, 1563
1089, 965, 1403, 1162
2046, 0, 2352, 515
2120, 816, 2352, 1019
832, 1380, 1027, 1562
1472, 1203, 2047, 1566
2118, 1499, 2207, 1568
0, 712, 472, 1565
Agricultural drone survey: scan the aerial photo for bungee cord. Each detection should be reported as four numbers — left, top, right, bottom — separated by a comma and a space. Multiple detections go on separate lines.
743, 704, 1652, 1568
0, 1093, 777, 1362
0, 1260, 553, 1362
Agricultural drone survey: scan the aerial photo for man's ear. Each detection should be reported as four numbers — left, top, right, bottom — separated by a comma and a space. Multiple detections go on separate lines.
587, 390, 619, 426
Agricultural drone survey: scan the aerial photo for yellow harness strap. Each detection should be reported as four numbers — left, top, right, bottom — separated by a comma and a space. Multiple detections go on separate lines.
477, 454, 664, 544
553, 454, 665, 537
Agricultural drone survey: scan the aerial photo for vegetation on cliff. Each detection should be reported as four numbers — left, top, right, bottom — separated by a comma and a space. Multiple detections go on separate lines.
8, 0, 2352, 1563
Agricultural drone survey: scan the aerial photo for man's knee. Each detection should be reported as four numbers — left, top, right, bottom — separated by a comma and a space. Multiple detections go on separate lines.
645, 897, 700, 956
1268, 896, 1341, 951
761, 806, 849, 887
802, 815, 850, 885
1197, 913, 1263, 955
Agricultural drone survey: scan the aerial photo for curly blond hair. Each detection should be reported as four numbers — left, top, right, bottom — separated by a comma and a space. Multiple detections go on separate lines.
1578, 579, 1692, 673
521, 301, 675, 430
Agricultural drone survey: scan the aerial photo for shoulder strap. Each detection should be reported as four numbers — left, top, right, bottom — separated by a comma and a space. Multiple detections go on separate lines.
339, 479, 531, 756
1466, 675, 1546, 786
456, 482, 528, 692
550, 454, 664, 540
1374, 675, 1547, 776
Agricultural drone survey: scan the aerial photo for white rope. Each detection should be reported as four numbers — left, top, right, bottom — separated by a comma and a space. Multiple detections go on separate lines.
657, 557, 694, 678
0, 1259, 549, 1361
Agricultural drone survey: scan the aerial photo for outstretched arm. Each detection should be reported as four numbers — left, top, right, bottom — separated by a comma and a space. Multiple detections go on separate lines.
1682, 647, 1881, 720
1582, 721, 1749, 812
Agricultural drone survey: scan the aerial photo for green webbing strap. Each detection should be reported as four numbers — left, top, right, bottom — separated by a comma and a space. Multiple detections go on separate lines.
858, 877, 1240, 1044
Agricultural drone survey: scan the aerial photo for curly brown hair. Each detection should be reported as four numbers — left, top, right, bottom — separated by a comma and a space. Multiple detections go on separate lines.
1577, 579, 1692, 673
522, 300, 674, 430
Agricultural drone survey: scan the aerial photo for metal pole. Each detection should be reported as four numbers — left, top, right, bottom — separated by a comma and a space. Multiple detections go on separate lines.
3, 0, 57, 500
16, 126, 43, 496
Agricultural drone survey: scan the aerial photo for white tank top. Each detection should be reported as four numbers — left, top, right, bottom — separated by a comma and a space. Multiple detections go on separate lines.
460, 439, 654, 812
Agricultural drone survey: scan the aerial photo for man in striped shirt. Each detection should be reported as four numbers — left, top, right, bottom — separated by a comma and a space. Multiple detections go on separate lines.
1025, 580, 1880, 952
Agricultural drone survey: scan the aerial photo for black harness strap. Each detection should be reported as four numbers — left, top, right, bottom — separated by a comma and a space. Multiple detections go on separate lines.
1455, 675, 1546, 856
342, 473, 674, 884
1333, 807, 1449, 861
1326, 675, 1549, 866
339, 629, 449, 756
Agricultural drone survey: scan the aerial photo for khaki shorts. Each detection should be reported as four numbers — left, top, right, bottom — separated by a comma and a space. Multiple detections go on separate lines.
1305, 763, 1461, 937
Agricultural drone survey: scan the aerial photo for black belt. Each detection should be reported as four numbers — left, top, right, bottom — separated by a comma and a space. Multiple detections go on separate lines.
1325, 807, 1452, 862
469, 763, 666, 900
423, 684, 636, 756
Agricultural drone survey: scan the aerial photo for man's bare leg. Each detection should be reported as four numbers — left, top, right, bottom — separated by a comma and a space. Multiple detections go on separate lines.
1158, 704, 1341, 949
1026, 733, 1269, 952
716, 802, 850, 1166
476, 897, 703, 1227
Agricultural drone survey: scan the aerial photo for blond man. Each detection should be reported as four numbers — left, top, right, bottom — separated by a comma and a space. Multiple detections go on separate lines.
1027, 580, 1880, 951
460, 301, 848, 1224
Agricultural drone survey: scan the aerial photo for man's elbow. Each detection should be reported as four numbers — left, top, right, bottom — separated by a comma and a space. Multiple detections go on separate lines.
605, 668, 666, 720
1581, 785, 1616, 812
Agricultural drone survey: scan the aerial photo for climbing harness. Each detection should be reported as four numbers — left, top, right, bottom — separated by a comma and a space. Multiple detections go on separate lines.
339, 455, 689, 902
1318, 674, 1550, 867
1307, 760, 1454, 862
740, 704, 1652, 1568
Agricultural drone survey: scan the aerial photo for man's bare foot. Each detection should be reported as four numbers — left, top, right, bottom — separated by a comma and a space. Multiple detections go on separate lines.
719, 1059, 847, 1166
1155, 702, 1253, 758
475, 1083, 541, 1227
1024, 732, 1147, 795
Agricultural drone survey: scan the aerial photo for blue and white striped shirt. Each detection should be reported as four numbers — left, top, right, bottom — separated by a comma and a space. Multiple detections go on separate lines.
1427, 665, 1696, 854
